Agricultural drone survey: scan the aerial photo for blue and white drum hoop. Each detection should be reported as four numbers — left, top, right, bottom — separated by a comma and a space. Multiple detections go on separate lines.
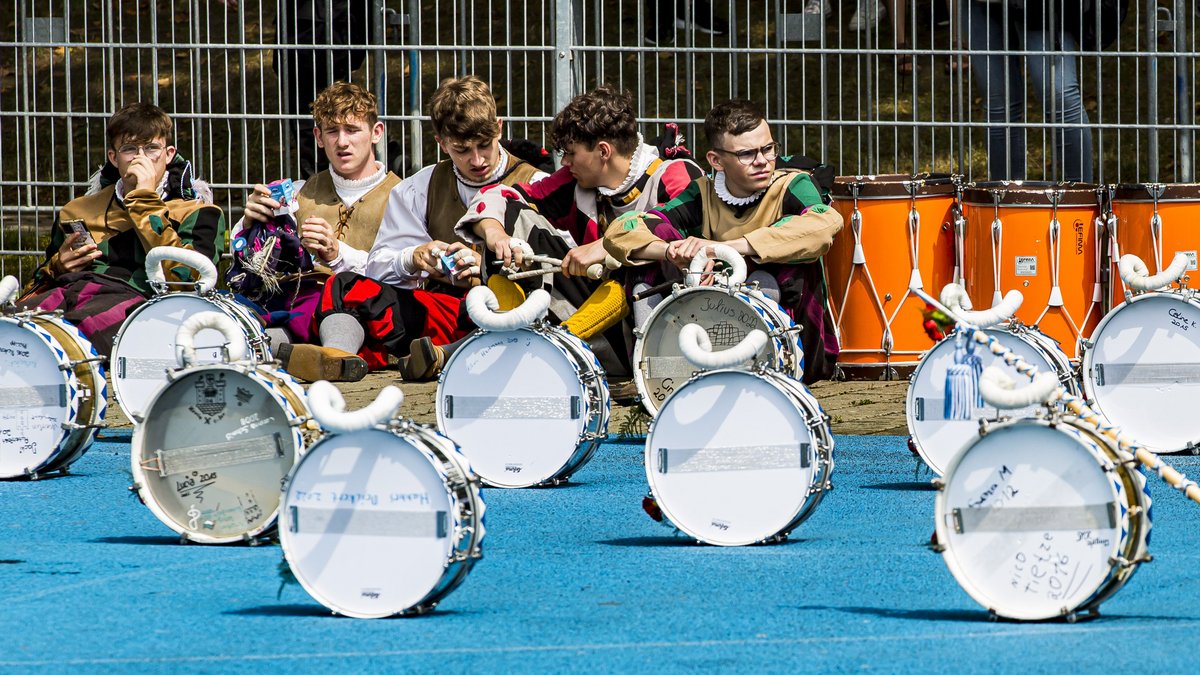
646, 368, 834, 546
112, 292, 271, 423
0, 313, 106, 479
436, 323, 609, 488
280, 422, 485, 618
1082, 290, 1200, 454
907, 323, 1079, 475
130, 363, 308, 543
936, 416, 1152, 621
633, 284, 802, 417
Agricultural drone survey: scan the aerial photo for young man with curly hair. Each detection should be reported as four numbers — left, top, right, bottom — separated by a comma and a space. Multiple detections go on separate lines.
22, 102, 224, 357
603, 98, 844, 382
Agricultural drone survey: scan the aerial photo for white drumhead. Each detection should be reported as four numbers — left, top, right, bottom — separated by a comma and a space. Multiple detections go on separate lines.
437, 328, 590, 487
281, 429, 457, 618
131, 366, 302, 542
0, 318, 77, 478
937, 421, 1130, 621
1083, 293, 1200, 454
635, 286, 792, 416
647, 371, 823, 546
112, 294, 257, 421
907, 327, 1068, 475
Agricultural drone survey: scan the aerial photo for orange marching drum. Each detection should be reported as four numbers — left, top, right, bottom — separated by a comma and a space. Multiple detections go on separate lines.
1106, 183, 1200, 309
827, 174, 960, 376
960, 182, 1103, 360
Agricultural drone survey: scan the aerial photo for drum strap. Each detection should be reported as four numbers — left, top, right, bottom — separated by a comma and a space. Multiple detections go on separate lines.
950, 503, 1116, 535
655, 443, 811, 474
1092, 362, 1200, 386
148, 433, 284, 477
0, 384, 66, 408
443, 395, 581, 420
288, 506, 448, 539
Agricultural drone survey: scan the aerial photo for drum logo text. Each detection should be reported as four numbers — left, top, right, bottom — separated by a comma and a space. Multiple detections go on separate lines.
1073, 220, 1084, 255
189, 373, 227, 423
711, 519, 730, 531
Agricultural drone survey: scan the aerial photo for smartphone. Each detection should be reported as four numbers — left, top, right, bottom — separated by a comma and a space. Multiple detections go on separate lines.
61, 219, 96, 250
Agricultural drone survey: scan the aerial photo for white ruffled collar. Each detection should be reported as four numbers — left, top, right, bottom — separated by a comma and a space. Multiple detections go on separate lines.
714, 170, 765, 206
452, 146, 509, 188
331, 161, 386, 191
114, 173, 169, 203
597, 133, 652, 197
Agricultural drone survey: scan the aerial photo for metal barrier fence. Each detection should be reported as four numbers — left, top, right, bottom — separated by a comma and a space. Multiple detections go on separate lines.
1, 0, 1196, 278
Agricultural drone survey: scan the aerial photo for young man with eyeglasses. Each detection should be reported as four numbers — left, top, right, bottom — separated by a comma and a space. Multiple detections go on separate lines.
603, 98, 844, 382
22, 102, 224, 357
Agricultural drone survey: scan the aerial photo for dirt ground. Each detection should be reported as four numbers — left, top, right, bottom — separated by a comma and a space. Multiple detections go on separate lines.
100, 368, 911, 438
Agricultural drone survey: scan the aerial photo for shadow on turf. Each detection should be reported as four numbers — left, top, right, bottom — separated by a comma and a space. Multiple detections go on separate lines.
92, 535, 191, 546
599, 536, 809, 547
861, 482, 937, 491
788, 604, 984, 622
226, 604, 471, 618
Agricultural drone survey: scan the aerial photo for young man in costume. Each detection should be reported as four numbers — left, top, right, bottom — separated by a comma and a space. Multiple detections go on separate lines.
445, 85, 704, 380
603, 98, 844, 382
23, 102, 224, 357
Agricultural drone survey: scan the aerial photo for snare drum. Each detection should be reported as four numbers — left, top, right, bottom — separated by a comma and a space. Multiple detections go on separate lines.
1107, 183, 1200, 308
280, 423, 485, 618
633, 285, 800, 416
907, 323, 1078, 475
1082, 290, 1200, 454
646, 369, 834, 546
828, 174, 960, 372
0, 312, 106, 479
112, 292, 270, 422
936, 415, 1151, 621
436, 323, 609, 488
130, 363, 308, 543
962, 182, 1103, 360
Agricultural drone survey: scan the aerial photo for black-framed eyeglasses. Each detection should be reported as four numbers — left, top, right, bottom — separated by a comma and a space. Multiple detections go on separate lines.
116, 143, 166, 160
714, 142, 778, 165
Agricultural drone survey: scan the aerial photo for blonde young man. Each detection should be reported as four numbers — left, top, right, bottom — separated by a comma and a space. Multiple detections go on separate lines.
604, 99, 844, 382
23, 102, 224, 357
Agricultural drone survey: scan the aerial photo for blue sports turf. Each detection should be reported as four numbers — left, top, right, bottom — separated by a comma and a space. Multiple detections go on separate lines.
2, 431, 1199, 672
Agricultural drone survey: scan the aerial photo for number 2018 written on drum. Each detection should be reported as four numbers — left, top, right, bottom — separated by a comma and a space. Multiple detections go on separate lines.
1168, 308, 1197, 332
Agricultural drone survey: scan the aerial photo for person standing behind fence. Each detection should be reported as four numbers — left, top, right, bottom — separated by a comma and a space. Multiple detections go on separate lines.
961, 0, 1094, 183
603, 99, 844, 383
20, 102, 224, 358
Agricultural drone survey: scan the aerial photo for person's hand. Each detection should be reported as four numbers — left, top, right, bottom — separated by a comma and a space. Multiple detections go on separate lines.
299, 216, 340, 263
440, 242, 481, 284
561, 239, 608, 278
412, 240, 451, 279
123, 155, 160, 192
482, 223, 526, 270
242, 184, 279, 225
665, 236, 718, 269
55, 234, 101, 273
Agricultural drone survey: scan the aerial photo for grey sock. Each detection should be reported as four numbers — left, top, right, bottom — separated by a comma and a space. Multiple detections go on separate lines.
748, 271, 780, 303
265, 327, 292, 349
318, 313, 365, 354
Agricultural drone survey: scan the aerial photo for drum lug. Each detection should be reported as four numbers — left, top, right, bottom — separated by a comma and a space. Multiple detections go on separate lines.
930, 478, 945, 490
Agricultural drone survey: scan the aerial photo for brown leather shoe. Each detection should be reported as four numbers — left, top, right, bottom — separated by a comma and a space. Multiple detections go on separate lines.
397, 337, 445, 382
276, 343, 368, 383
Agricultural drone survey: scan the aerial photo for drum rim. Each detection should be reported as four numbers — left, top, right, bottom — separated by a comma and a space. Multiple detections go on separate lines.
632, 284, 797, 417
645, 368, 833, 546
961, 181, 1101, 207
279, 427, 481, 618
30, 314, 107, 472
1080, 290, 1200, 453
830, 173, 958, 198
130, 363, 305, 544
435, 325, 606, 488
1111, 182, 1200, 201
934, 416, 1142, 620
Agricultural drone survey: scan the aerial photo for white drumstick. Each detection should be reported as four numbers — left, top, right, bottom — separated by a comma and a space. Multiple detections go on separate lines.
939, 283, 1023, 328
465, 286, 552, 331
678, 323, 767, 370
687, 243, 748, 287
308, 380, 404, 433
175, 310, 248, 366
0, 275, 20, 305
1119, 253, 1190, 292
145, 246, 219, 294
978, 365, 1060, 409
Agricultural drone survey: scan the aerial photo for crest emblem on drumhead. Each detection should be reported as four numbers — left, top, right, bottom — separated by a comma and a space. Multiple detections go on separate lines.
190, 372, 227, 423
708, 321, 746, 347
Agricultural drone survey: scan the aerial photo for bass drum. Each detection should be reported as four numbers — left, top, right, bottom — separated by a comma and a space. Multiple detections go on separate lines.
936, 416, 1151, 621
906, 323, 1079, 475
633, 284, 800, 416
112, 292, 271, 422
130, 363, 308, 543
1082, 291, 1200, 454
436, 323, 609, 488
280, 423, 485, 618
646, 369, 833, 546
0, 312, 106, 479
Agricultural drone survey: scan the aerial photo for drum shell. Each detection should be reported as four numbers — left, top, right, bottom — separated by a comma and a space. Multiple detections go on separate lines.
961, 182, 1102, 359
32, 315, 107, 473
1108, 183, 1200, 308
828, 174, 959, 368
